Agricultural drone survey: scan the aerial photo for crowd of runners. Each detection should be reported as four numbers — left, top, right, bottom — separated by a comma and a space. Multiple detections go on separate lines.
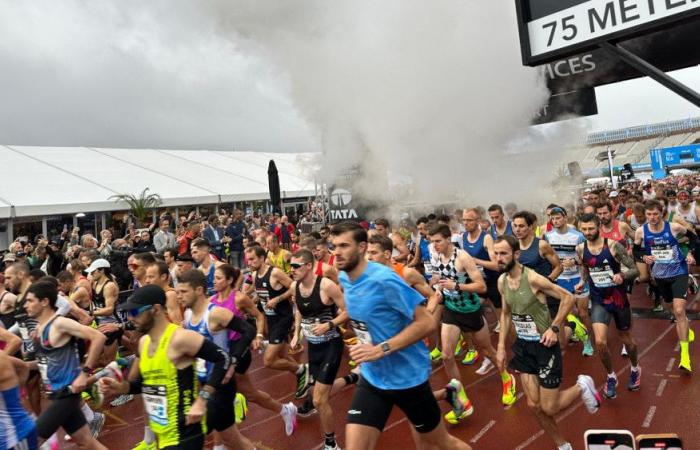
1, 174, 699, 450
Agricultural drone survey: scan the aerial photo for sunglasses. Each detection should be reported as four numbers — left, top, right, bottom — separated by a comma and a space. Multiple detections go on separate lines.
127, 304, 153, 318
290, 263, 307, 269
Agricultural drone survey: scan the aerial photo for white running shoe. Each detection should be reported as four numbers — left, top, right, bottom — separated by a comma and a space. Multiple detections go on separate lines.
577, 375, 602, 414
621, 344, 628, 357
281, 402, 298, 436
475, 357, 494, 375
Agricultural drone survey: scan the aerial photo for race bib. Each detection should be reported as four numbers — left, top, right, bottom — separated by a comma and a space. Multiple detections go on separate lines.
257, 290, 277, 316
423, 262, 434, 277
301, 318, 330, 344
651, 246, 674, 263
18, 325, 30, 341
589, 267, 615, 288
143, 385, 169, 426
512, 314, 540, 341
37, 357, 51, 392
349, 319, 372, 345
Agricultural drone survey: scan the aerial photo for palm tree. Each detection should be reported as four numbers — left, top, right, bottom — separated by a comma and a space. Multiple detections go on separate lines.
109, 188, 162, 225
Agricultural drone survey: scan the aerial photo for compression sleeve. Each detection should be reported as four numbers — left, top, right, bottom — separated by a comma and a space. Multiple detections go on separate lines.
128, 375, 143, 394
633, 244, 645, 260
194, 338, 230, 389
225, 315, 255, 362
687, 230, 698, 249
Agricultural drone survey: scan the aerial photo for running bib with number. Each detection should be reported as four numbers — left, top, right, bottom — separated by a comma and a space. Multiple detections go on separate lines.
512, 314, 540, 341
143, 385, 169, 426
301, 318, 332, 344
651, 245, 674, 263
37, 357, 51, 392
256, 290, 277, 316
349, 319, 372, 345
589, 266, 615, 288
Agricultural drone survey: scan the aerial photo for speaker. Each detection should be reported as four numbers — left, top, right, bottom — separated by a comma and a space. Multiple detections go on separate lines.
567, 162, 582, 177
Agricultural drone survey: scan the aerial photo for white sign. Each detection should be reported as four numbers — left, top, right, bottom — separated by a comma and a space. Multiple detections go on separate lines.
528, 0, 700, 57
329, 188, 358, 220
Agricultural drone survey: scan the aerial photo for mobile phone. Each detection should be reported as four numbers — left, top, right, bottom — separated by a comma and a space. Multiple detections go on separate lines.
637, 434, 682, 450
584, 429, 636, 450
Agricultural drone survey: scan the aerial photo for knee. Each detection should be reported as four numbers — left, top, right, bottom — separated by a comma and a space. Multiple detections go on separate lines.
442, 352, 455, 364
262, 354, 275, 367
672, 304, 686, 317
595, 339, 607, 353
312, 391, 329, 409
540, 403, 559, 416
526, 399, 541, 414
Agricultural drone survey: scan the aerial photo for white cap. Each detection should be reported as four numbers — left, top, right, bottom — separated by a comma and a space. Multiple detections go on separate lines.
85, 258, 110, 274
609, 190, 619, 198
692, 186, 700, 193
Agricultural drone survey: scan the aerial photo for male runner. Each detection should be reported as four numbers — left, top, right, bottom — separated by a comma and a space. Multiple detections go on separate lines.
596, 201, 635, 244
267, 235, 292, 274
25, 280, 108, 449
487, 204, 513, 239
577, 214, 641, 398
331, 221, 472, 450
494, 235, 601, 450
428, 223, 517, 423
144, 260, 182, 324
634, 200, 696, 372
244, 245, 311, 398
0, 351, 36, 450
289, 249, 348, 450
86, 259, 121, 365
675, 189, 700, 233
375, 218, 410, 263
191, 238, 223, 296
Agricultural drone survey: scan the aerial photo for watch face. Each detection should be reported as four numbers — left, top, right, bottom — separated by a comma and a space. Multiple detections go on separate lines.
381, 343, 390, 353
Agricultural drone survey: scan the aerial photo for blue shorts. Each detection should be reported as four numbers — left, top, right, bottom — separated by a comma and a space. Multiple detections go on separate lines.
556, 276, 589, 298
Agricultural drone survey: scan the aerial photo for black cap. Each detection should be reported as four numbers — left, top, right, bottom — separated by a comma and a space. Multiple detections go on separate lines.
175, 252, 194, 262
120, 285, 166, 311
665, 189, 677, 196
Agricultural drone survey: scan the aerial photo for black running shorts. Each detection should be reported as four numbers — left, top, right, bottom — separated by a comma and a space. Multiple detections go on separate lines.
441, 307, 484, 333
266, 314, 293, 344
36, 394, 86, 439
308, 337, 344, 385
484, 277, 503, 309
347, 378, 441, 433
654, 274, 688, 302
206, 380, 237, 432
509, 339, 562, 389
161, 435, 205, 450
591, 302, 632, 331
234, 350, 252, 374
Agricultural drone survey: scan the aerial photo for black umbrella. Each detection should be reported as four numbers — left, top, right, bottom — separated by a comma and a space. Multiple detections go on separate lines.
268, 159, 282, 215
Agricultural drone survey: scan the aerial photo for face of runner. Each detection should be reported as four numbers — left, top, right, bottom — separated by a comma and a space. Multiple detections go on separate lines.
645, 206, 662, 226
312, 244, 327, 262
429, 232, 450, 255
144, 265, 162, 287
91, 267, 105, 282
678, 192, 690, 206
246, 250, 264, 271
213, 269, 231, 293
511, 218, 531, 240
190, 245, 207, 264
375, 223, 388, 237
130, 306, 156, 333
4, 266, 23, 294
175, 282, 199, 310
579, 220, 599, 242
266, 236, 279, 252
130, 259, 147, 281
493, 240, 517, 272
417, 222, 427, 237
332, 231, 365, 272
462, 210, 479, 233
550, 212, 567, 230
596, 206, 612, 226
290, 256, 312, 281
366, 243, 390, 265
489, 209, 504, 226
176, 260, 193, 275
587, 193, 600, 204
23, 292, 47, 318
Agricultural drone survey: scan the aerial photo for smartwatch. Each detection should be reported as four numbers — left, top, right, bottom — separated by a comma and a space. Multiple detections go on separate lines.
198, 389, 212, 401
380, 341, 391, 355
550, 324, 560, 334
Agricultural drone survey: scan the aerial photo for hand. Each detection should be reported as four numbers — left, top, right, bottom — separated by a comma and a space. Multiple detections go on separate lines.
574, 281, 585, 293
222, 364, 236, 385
540, 328, 559, 347
312, 323, 330, 336
265, 297, 279, 310
349, 343, 384, 363
71, 372, 89, 393
98, 323, 120, 334
79, 314, 93, 326
495, 346, 507, 372
186, 397, 207, 425
687, 253, 696, 266
98, 377, 128, 397
643, 255, 655, 264
290, 333, 299, 351
438, 279, 457, 291
612, 273, 624, 285
562, 258, 576, 269
252, 336, 263, 352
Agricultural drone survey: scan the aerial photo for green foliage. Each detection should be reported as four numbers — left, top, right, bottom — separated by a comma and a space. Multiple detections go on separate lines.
109, 188, 162, 223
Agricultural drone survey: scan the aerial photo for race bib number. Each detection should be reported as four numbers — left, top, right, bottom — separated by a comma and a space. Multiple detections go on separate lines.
651, 246, 674, 263
423, 262, 434, 277
257, 290, 276, 316
512, 314, 540, 341
37, 358, 51, 392
301, 318, 328, 344
143, 385, 169, 426
195, 358, 207, 379
349, 319, 372, 345
589, 267, 615, 288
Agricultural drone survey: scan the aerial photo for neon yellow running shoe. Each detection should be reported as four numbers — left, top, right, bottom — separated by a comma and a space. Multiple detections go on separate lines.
454, 336, 464, 356
461, 349, 479, 365
430, 347, 442, 362
567, 314, 588, 342
689, 328, 695, 343
234, 393, 248, 423
443, 403, 474, 424
445, 378, 469, 417
501, 373, 517, 406
131, 441, 157, 450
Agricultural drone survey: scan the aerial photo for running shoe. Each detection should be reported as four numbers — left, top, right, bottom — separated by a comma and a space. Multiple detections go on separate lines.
444, 407, 474, 424
454, 336, 464, 356
295, 363, 311, 399
628, 367, 641, 391
577, 374, 602, 413
567, 314, 588, 343
461, 349, 479, 365
430, 347, 442, 362
234, 393, 248, 423
679, 351, 692, 373
445, 378, 469, 417
558, 443, 573, 450
652, 302, 664, 313
689, 328, 695, 343
501, 373, 517, 406
322, 443, 340, 450
131, 441, 157, 450
603, 376, 618, 399
110, 393, 134, 407
582, 339, 594, 357
620, 345, 628, 357
475, 357, 494, 375
688, 274, 698, 296
281, 402, 297, 436
90, 412, 106, 438
297, 400, 317, 418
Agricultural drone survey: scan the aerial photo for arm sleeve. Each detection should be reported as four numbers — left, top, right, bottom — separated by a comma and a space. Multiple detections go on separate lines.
128, 375, 143, 394
633, 243, 645, 260
56, 295, 72, 316
225, 315, 255, 361
194, 338, 230, 389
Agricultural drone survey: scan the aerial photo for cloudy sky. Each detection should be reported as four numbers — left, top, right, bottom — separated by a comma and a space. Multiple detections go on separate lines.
0, 1, 697, 156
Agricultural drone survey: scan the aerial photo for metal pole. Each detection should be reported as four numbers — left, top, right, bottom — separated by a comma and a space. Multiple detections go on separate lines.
607, 146, 617, 189
600, 42, 700, 108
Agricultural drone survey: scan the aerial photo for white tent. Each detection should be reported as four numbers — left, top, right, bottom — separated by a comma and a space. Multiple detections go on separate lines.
0, 146, 317, 218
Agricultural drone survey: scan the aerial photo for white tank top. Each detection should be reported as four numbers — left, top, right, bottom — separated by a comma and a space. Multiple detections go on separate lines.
675, 202, 698, 225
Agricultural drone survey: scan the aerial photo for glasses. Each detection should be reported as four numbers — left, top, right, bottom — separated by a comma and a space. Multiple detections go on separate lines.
127, 304, 153, 318
290, 263, 306, 269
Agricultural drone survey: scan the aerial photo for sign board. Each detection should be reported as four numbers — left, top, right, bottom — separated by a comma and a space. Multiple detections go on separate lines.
516, 0, 700, 65
650, 144, 700, 179
532, 87, 598, 124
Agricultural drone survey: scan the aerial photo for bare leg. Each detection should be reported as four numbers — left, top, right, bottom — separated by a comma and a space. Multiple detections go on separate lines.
618, 331, 638, 367
219, 423, 255, 450
414, 421, 472, 450
440, 323, 462, 381
69, 424, 108, 450
592, 323, 613, 374
264, 343, 299, 373
313, 382, 335, 436
236, 372, 282, 412
346, 424, 381, 450
672, 298, 690, 342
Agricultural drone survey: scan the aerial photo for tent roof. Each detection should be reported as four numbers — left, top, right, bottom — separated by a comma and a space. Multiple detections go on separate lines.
0, 146, 317, 218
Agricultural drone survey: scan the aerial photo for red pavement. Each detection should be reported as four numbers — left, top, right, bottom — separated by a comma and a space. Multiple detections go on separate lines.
61, 284, 700, 449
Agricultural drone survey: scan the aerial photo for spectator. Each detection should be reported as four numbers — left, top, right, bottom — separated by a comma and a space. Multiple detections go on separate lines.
153, 218, 176, 254
202, 214, 226, 260
225, 209, 247, 268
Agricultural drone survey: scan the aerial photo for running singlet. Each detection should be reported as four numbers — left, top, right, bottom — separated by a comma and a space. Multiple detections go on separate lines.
600, 220, 626, 244
139, 323, 204, 448
0, 385, 36, 449
268, 250, 291, 274
314, 255, 335, 277
200, 264, 216, 297
461, 231, 497, 280
254, 267, 292, 317
35, 316, 81, 395
418, 237, 434, 281
518, 237, 552, 278
489, 221, 513, 239
545, 228, 584, 281
92, 281, 120, 325
643, 221, 688, 279
675, 203, 698, 225
339, 262, 430, 390
184, 304, 229, 382
295, 277, 340, 344
500, 267, 551, 341
582, 239, 628, 311
431, 248, 480, 313
210, 290, 243, 341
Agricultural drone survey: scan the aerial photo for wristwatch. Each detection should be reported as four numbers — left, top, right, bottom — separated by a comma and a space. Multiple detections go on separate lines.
380, 341, 391, 355
550, 324, 560, 334
198, 389, 212, 401
81, 366, 93, 374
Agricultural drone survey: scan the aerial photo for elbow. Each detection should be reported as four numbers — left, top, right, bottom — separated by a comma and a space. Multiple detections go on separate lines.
476, 282, 487, 295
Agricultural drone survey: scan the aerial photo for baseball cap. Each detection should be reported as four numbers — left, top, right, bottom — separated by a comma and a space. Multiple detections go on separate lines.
608, 191, 619, 198
120, 284, 166, 313
549, 206, 567, 216
85, 258, 110, 274
175, 253, 194, 262
3, 253, 16, 263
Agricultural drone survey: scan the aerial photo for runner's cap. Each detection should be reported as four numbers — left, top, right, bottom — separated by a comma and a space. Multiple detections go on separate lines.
85, 258, 110, 274
120, 284, 166, 310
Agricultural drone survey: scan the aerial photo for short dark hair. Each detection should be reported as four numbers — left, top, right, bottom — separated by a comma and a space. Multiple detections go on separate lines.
291, 249, 314, 264
427, 222, 451, 238
56, 270, 73, 283
595, 201, 613, 212
512, 211, 536, 227
150, 260, 170, 278
436, 214, 452, 224
191, 238, 210, 249
27, 280, 58, 310
494, 234, 519, 253
487, 204, 504, 214
375, 218, 390, 228
416, 216, 429, 226
644, 199, 664, 212
29, 269, 46, 282
330, 221, 368, 244
578, 213, 600, 226
320, 226, 331, 234
427, 213, 437, 221
7, 262, 30, 276
208, 214, 218, 223
163, 248, 177, 259
368, 234, 393, 253
178, 269, 207, 292
245, 245, 267, 259
134, 252, 156, 265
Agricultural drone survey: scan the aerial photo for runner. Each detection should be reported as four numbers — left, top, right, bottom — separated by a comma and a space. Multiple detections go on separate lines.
408, 217, 432, 278
427, 222, 517, 423
0, 351, 37, 450
85, 258, 121, 365
597, 201, 635, 244
576, 213, 642, 398
244, 245, 311, 398
289, 249, 348, 450
308, 239, 339, 283
100, 284, 255, 450
267, 235, 292, 274
675, 189, 700, 233
331, 221, 472, 450
144, 260, 183, 324
487, 204, 513, 239
494, 235, 601, 450
24, 280, 108, 449
211, 263, 298, 436
543, 206, 594, 356
190, 238, 223, 296
374, 218, 410, 263
634, 199, 697, 372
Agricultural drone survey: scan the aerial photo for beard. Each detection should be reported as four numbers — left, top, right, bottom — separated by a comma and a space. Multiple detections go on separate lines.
338, 252, 361, 273
499, 259, 516, 273
136, 310, 156, 333
586, 231, 600, 242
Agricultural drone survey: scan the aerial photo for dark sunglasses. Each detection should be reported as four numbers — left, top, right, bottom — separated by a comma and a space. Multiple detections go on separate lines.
127, 304, 153, 318
290, 262, 306, 269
